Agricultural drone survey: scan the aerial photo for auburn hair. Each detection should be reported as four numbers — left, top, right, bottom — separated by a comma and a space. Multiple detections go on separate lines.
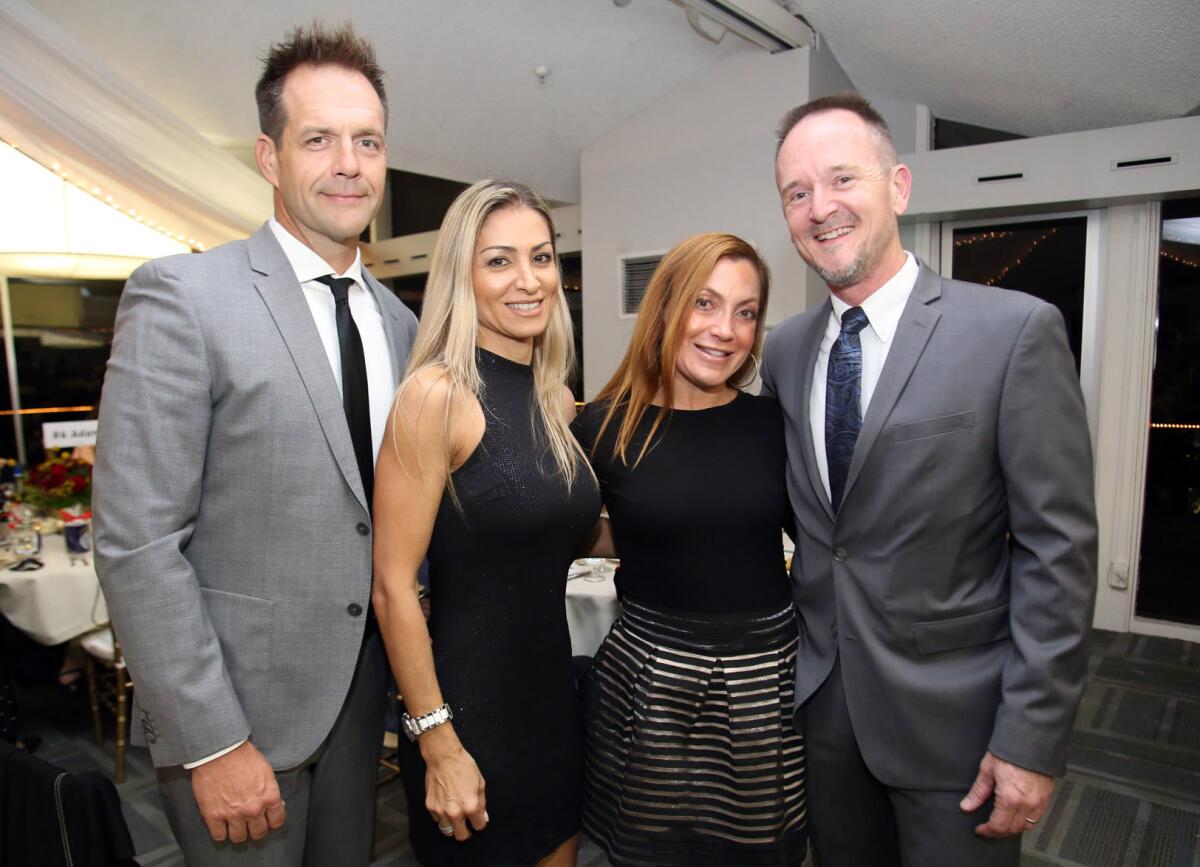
591, 233, 770, 466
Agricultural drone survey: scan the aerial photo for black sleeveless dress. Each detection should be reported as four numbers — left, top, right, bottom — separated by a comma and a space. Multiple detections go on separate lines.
399, 349, 601, 866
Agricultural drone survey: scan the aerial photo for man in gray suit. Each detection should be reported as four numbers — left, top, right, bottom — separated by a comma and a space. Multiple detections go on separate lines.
761, 93, 1097, 865
94, 23, 417, 864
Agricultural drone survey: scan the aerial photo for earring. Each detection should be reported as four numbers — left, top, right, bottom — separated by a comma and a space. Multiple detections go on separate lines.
743, 353, 761, 383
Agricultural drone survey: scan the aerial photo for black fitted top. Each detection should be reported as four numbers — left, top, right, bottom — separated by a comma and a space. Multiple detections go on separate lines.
572, 392, 793, 614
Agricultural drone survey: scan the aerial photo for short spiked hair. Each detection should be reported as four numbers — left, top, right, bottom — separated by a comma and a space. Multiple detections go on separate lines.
256, 22, 387, 143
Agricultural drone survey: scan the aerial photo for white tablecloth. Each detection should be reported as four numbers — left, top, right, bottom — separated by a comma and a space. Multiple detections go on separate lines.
565, 564, 620, 657
0, 542, 107, 645
564, 532, 793, 658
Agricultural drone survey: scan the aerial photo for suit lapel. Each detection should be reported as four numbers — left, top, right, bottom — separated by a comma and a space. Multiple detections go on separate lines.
795, 300, 836, 522
247, 226, 369, 513
841, 266, 943, 507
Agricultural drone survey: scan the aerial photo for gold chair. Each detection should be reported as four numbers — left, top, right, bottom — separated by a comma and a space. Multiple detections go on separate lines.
378, 728, 402, 787
378, 681, 404, 788
80, 625, 133, 784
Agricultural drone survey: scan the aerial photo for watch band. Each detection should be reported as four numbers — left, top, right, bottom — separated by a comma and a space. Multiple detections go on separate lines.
401, 703, 454, 742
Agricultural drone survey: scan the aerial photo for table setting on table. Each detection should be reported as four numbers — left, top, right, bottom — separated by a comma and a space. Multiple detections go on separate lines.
565, 557, 620, 657
563, 531, 796, 659
0, 451, 107, 646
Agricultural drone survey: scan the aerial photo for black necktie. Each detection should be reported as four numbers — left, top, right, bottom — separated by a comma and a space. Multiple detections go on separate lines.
317, 275, 374, 510
825, 306, 870, 512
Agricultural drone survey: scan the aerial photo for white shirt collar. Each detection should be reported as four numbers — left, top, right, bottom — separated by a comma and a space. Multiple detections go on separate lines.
829, 252, 919, 344
268, 219, 365, 288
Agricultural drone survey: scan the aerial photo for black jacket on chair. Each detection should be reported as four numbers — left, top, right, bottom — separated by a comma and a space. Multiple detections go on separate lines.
0, 740, 136, 866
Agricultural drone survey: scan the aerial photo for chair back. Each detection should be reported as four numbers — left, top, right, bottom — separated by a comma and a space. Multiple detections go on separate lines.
0, 741, 137, 866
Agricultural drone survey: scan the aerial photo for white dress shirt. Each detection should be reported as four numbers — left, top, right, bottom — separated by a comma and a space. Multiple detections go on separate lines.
809, 253, 920, 501
183, 222, 396, 769
269, 220, 397, 462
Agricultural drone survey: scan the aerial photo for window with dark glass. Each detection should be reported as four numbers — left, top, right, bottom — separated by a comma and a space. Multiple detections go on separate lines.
0, 278, 120, 463
950, 217, 1088, 370
1135, 197, 1200, 625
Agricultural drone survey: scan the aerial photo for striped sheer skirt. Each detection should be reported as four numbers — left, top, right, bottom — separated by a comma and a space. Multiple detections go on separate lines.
581, 596, 807, 867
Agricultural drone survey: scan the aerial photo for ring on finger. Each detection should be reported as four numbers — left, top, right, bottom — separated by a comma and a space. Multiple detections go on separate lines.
1024, 817, 1039, 826
437, 822, 455, 836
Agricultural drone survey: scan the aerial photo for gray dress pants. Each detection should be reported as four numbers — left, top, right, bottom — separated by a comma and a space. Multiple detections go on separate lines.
157, 631, 389, 866
800, 657, 1022, 867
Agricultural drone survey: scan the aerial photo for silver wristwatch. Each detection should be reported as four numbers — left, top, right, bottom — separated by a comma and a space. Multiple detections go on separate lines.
401, 704, 454, 742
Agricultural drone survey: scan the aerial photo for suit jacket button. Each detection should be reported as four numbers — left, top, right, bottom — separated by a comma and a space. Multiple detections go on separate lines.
833, 547, 848, 562
347, 603, 364, 617
356, 522, 370, 536
831, 622, 838, 636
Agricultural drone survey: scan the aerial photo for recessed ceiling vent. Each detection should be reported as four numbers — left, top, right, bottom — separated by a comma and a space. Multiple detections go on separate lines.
619, 252, 664, 317
1111, 154, 1177, 170
675, 0, 815, 52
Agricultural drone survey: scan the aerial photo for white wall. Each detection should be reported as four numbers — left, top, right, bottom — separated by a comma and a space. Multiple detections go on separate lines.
579, 43, 852, 397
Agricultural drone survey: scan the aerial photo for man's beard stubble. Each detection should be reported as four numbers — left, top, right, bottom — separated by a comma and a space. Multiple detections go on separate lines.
808, 221, 898, 291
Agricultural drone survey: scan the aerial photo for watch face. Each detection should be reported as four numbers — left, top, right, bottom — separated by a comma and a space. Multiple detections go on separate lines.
401, 705, 451, 741
402, 717, 421, 741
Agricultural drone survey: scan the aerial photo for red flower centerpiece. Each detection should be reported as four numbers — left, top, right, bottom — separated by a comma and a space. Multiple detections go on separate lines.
23, 451, 92, 518
22, 452, 93, 559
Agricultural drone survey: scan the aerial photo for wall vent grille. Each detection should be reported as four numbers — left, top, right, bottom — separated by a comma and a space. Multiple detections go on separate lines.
619, 252, 664, 317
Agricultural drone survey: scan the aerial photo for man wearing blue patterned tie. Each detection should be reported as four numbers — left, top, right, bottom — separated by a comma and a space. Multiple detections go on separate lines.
760, 92, 1097, 867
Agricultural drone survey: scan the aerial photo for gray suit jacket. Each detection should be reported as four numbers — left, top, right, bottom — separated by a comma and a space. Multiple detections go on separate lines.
94, 223, 417, 770
762, 264, 1097, 790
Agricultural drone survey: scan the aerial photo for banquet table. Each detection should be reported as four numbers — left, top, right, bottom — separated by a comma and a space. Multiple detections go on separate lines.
0, 543, 107, 645
565, 560, 620, 657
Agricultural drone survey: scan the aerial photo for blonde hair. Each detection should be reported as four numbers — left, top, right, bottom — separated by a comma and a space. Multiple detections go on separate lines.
592, 232, 770, 466
395, 179, 586, 490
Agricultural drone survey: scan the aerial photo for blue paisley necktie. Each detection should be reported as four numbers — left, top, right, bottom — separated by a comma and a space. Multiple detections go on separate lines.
825, 306, 869, 511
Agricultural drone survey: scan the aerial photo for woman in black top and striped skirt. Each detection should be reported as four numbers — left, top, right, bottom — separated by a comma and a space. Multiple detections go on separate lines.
572, 233, 806, 866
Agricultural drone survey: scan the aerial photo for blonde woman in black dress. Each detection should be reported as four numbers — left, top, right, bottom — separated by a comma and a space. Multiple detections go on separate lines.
574, 233, 806, 866
373, 180, 599, 866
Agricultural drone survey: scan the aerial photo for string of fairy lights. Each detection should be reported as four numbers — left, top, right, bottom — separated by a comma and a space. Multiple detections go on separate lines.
952, 229, 1016, 248
956, 227, 1200, 276
951, 227, 1061, 285
1, 137, 206, 251
978, 228, 1058, 286
1160, 248, 1200, 270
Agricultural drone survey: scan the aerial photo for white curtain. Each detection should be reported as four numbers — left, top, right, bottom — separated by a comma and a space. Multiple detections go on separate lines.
0, 0, 272, 249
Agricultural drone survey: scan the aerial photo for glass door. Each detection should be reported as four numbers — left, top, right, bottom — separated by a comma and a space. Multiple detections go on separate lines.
1133, 198, 1200, 628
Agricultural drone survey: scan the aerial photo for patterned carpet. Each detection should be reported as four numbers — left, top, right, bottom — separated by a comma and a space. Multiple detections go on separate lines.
1022, 631, 1200, 867
11, 628, 1200, 866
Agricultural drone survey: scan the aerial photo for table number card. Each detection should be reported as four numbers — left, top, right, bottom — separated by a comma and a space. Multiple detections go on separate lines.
42, 419, 98, 449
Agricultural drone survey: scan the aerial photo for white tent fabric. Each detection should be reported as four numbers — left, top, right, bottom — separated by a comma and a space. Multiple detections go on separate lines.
0, 0, 272, 249
0, 140, 190, 279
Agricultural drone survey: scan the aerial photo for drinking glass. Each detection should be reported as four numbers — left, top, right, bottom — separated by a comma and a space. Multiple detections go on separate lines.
13, 527, 39, 560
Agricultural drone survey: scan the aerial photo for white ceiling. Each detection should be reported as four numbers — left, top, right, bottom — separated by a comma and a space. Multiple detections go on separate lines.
27, 0, 1200, 204
791, 0, 1200, 139
27, 0, 749, 202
